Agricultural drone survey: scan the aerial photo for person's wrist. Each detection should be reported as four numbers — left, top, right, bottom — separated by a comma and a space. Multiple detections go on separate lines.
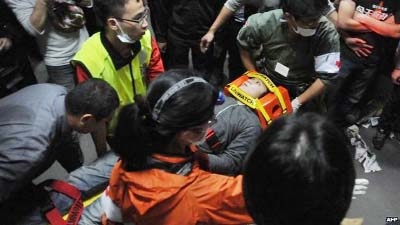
355, 12, 366, 24
291, 97, 302, 112
297, 96, 304, 105
208, 27, 217, 34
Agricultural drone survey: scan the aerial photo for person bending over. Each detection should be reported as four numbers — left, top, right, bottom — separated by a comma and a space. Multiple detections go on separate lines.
99, 69, 253, 225
0, 79, 119, 224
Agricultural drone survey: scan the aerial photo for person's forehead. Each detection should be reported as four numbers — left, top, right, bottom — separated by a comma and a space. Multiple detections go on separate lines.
249, 77, 263, 83
122, 0, 145, 17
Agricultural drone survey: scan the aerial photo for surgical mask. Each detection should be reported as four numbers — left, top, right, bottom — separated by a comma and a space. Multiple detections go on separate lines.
114, 20, 136, 44
292, 26, 317, 37
290, 18, 317, 37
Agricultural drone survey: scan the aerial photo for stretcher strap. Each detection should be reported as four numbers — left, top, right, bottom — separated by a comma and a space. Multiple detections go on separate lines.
226, 84, 257, 109
226, 84, 272, 124
43, 180, 83, 225
247, 71, 288, 114
255, 99, 272, 125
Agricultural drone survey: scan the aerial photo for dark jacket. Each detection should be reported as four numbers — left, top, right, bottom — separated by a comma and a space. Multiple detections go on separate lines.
0, 1, 37, 97
151, 0, 225, 43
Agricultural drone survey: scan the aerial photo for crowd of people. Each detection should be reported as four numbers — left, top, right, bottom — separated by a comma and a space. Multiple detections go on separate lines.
0, 0, 398, 224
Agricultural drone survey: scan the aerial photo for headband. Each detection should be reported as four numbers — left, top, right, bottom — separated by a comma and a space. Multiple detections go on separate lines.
152, 77, 208, 121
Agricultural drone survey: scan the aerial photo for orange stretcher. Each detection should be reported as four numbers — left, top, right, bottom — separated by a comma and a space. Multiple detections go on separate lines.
225, 71, 293, 129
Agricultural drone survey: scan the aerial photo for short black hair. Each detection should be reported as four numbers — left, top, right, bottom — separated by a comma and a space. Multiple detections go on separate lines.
65, 78, 119, 120
93, 0, 142, 26
281, 0, 327, 20
243, 113, 355, 225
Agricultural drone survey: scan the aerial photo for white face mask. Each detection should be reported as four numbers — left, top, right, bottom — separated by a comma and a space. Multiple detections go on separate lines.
114, 20, 136, 44
292, 26, 317, 37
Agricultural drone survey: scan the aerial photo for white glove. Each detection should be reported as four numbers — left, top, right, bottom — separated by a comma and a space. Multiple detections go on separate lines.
291, 97, 302, 112
352, 178, 369, 199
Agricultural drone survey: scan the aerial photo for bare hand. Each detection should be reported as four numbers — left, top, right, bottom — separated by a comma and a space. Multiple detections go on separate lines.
0, 37, 12, 53
391, 69, 400, 85
344, 37, 373, 57
200, 31, 214, 53
157, 42, 167, 53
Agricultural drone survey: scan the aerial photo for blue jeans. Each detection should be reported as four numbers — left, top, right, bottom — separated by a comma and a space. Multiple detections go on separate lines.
46, 64, 76, 91
0, 151, 118, 225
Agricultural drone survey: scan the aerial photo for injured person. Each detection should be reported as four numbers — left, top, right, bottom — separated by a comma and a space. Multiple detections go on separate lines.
197, 70, 293, 175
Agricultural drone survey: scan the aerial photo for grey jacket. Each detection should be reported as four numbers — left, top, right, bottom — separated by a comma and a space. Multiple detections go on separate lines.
0, 84, 70, 203
198, 96, 262, 175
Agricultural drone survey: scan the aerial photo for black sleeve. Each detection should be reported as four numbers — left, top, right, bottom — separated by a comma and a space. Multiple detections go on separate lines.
150, 0, 172, 42
0, 1, 32, 45
394, 2, 400, 24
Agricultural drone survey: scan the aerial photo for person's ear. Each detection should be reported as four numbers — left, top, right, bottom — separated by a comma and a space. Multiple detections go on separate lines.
79, 114, 96, 126
107, 18, 119, 31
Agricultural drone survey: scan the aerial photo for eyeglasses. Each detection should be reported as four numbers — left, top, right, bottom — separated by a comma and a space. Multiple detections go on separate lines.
115, 7, 149, 25
188, 115, 217, 134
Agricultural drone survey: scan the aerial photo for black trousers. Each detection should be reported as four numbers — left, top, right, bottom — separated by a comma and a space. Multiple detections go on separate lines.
213, 19, 246, 83
378, 85, 400, 133
329, 58, 379, 128
164, 38, 214, 72
162, 38, 224, 86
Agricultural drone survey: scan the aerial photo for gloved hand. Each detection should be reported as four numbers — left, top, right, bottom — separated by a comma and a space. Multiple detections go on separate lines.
352, 178, 369, 199
291, 97, 302, 113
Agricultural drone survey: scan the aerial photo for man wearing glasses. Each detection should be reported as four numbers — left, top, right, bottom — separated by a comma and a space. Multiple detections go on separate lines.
73, 0, 164, 100
72, 0, 164, 152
